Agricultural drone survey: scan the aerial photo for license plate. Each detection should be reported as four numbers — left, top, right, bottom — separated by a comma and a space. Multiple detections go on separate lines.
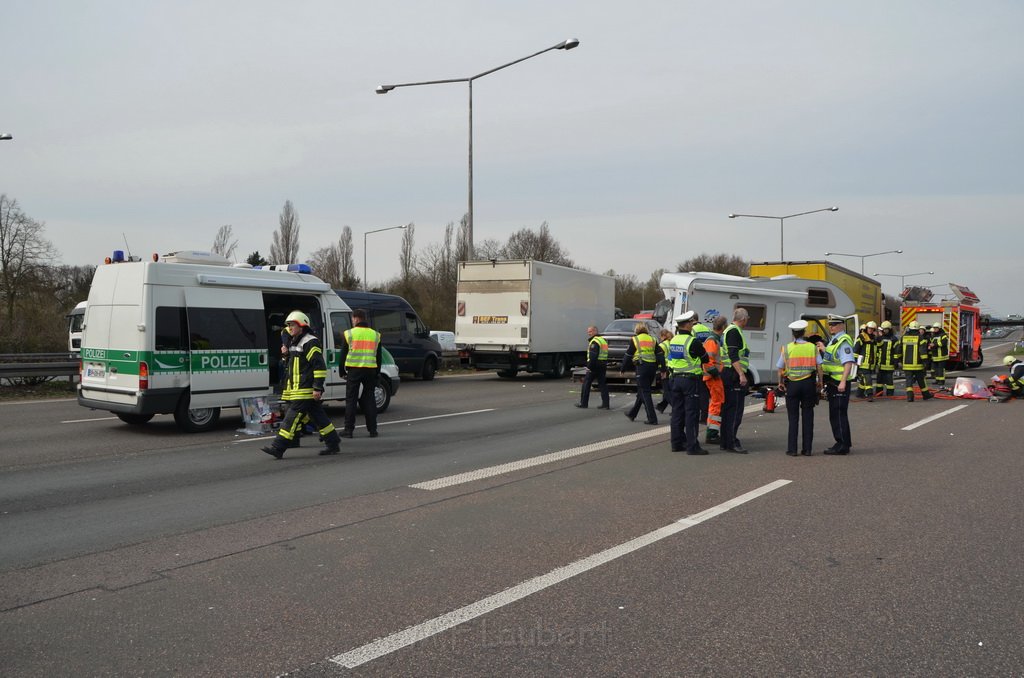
85, 366, 106, 379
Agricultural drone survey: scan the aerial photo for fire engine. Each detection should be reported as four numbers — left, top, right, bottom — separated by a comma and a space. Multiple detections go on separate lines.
899, 283, 983, 369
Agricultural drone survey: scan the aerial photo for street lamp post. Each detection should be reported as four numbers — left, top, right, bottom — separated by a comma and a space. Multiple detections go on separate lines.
0, 134, 13, 141
363, 225, 407, 291
873, 271, 933, 292
825, 249, 903, 275
727, 207, 837, 261
376, 38, 580, 260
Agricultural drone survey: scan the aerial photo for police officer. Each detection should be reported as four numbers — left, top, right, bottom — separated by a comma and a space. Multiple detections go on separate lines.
340, 308, 384, 437
262, 311, 342, 459
576, 325, 610, 409
900, 321, 934, 402
854, 320, 878, 401
874, 320, 900, 398
666, 311, 711, 454
719, 308, 751, 453
818, 314, 856, 455
777, 320, 823, 456
621, 322, 665, 424
929, 323, 949, 388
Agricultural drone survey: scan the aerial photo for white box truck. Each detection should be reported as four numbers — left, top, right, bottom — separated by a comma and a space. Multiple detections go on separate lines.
455, 260, 615, 378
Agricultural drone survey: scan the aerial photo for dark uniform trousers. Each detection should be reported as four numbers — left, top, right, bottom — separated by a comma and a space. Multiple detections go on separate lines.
876, 368, 896, 397
720, 368, 748, 448
784, 377, 817, 454
580, 361, 609, 407
344, 367, 379, 434
627, 362, 659, 423
825, 377, 852, 452
669, 374, 701, 451
275, 399, 338, 450
931, 359, 946, 387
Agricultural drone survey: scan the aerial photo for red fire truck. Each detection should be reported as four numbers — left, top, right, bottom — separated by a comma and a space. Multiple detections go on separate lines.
900, 283, 983, 369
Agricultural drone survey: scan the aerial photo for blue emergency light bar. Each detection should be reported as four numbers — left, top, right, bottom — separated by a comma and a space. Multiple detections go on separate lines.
253, 263, 312, 274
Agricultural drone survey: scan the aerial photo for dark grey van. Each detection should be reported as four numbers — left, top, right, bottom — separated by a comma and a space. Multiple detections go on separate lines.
334, 290, 444, 380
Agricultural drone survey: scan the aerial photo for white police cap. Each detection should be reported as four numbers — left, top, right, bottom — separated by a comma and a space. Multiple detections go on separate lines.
674, 310, 697, 324
788, 319, 808, 331
826, 314, 845, 324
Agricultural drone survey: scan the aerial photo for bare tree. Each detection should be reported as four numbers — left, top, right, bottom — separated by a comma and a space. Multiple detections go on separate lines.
0, 195, 60, 338
211, 225, 238, 260
398, 222, 416, 285
306, 245, 342, 288
473, 238, 504, 261
501, 222, 573, 267
676, 253, 750, 277
338, 226, 359, 289
270, 200, 301, 263
455, 213, 471, 262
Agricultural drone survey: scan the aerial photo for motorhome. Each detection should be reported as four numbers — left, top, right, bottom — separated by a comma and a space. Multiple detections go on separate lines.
78, 250, 399, 432
653, 271, 858, 384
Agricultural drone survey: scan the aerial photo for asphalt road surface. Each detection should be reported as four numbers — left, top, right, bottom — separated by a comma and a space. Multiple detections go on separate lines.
1, 332, 1022, 677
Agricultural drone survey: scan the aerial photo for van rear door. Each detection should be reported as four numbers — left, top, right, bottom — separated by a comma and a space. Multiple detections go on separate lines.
80, 302, 145, 407
183, 288, 270, 407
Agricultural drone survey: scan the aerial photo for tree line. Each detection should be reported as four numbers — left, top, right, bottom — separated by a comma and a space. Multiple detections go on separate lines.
0, 194, 750, 353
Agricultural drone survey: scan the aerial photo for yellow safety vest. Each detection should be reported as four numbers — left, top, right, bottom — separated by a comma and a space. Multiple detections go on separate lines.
666, 334, 702, 375
344, 326, 380, 368
784, 341, 818, 381
822, 333, 853, 378
633, 334, 656, 363
589, 335, 609, 361
720, 324, 750, 369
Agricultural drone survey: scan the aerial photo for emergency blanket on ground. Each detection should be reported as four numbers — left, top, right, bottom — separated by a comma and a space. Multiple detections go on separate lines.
951, 376, 991, 399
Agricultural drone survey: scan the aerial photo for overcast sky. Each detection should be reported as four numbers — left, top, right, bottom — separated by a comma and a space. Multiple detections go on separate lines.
3, 1, 1022, 315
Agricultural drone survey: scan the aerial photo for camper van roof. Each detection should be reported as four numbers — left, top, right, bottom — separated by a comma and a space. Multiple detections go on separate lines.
659, 271, 751, 290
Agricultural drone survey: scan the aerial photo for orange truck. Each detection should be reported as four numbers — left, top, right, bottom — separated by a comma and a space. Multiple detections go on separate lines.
899, 283, 983, 369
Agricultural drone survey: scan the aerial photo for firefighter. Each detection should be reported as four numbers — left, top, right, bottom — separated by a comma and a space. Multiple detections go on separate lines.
666, 311, 710, 454
576, 325, 610, 409
261, 311, 342, 459
900, 321, 934, 402
777, 320, 823, 456
719, 308, 752, 454
655, 328, 674, 414
621, 322, 664, 424
929, 323, 949, 388
1003, 355, 1024, 398
702, 316, 727, 445
854, 320, 878, 401
818, 314, 856, 454
874, 320, 900, 398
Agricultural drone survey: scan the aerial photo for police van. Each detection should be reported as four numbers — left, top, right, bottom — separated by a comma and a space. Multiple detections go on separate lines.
78, 250, 399, 432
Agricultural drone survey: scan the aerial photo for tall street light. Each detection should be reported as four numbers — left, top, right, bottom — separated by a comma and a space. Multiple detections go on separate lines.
728, 207, 837, 261
825, 249, 902, 275
363, 225, 407, 291
874, 271, 933, 292
376, 38, 580, 260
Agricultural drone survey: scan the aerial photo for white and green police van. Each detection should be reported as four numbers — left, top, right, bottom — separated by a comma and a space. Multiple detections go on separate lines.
78, 250, 399, 432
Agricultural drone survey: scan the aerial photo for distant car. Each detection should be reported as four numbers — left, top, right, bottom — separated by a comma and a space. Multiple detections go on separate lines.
601, 318, 664, 369
429, 330, 456, 353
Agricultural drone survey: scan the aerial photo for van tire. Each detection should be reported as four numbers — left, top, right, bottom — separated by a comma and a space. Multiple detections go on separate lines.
117, 413, 154, 426
420, 356, 438, 381
173, 394, 221, 433
358, 377, 392, 414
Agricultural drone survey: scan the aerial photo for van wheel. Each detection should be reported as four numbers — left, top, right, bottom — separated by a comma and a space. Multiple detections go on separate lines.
421, 356, 438, 381
359, 377, 392, 414
549, 355, 569, 379
173, 394, 221, 433
117, 413, 154, 426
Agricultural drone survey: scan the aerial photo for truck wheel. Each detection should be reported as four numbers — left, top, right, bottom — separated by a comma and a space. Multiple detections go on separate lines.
549, 355, 568, 379
117, 413, 154, 426
496, 369, 517, 378
420, 356, 438, 381
173, 394, 221, 433
967, 348, 984, 369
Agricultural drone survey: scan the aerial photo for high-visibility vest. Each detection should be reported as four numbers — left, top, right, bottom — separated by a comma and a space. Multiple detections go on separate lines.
876, 335, 899, 370
901, 332, 927, 370
702, 334, 722, 379
822, 333, 853, 378
589, 335, 609, 361
344, 326, 380, 368
720, 324, 750, 369
784, 341, 818, 381
666, 334, 702, 375
658, 339, 671, 361
633, 334, 656, 363
931, 333, 949, 361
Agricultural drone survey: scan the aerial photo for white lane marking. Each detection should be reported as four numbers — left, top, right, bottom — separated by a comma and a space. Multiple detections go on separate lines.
330, 479, 791, 669
902, 404, 970, 431
61, 416, 118, 423
231, 408, 496, 444
410, 426, 668, 490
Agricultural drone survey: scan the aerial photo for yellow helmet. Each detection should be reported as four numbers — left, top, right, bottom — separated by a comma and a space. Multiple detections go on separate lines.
285, 310, 310, 327
865, 321, 878, 329
1003, 355, 1018, 366
880, 320, 893, 329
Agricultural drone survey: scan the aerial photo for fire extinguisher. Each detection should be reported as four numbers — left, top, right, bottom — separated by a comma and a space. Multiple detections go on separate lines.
763, 387, 777, 413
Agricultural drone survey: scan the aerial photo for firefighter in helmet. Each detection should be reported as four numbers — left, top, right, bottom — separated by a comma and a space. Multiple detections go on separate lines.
874, 320, 900, 398
929, 322, 950, 388
900, 321, 934, 402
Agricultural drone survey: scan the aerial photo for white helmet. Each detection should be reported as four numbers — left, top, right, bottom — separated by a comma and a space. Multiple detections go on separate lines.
285, 310, 310, 327
865, 321, 877, 329
1003, 355, 1018, 367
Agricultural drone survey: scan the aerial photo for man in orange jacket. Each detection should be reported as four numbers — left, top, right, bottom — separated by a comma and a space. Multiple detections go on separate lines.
700, 316, 726, 445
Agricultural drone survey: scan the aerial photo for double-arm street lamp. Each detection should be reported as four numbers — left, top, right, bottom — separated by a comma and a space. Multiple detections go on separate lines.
825, 249, 902, 275
728, 207, 838, 260
874, 271, 933, 291
376, 38, 580, 260
363, 225, 407, 291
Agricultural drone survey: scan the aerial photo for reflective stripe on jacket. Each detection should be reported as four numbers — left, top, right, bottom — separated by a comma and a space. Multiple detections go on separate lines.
784, 341, 818, 381
876, 335, 899, 370
822, 333, 853, 378
633, 334, 656, 363
666, 334, 702, 375
720, 324, 750, 369
282, 332, 327, 401
901, 332, 928, 370
344, 326, 380, 368
589, 335, 609, 361
931, 333, 949, 361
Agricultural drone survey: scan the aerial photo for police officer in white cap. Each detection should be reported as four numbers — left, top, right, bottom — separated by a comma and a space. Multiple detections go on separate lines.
777, 319, 823, 456
818, 314, 856, 454
665, 311, 711, 454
